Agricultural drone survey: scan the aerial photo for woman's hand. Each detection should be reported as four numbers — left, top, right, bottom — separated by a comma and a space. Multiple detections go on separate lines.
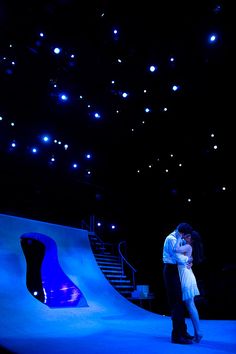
186, 262, 193, 269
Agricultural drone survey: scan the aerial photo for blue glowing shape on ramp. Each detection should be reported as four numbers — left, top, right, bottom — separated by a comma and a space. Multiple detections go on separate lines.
20, 232, 88, 308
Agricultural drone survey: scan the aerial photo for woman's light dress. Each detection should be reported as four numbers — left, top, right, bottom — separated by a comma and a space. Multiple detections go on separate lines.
178, 254, 200, 301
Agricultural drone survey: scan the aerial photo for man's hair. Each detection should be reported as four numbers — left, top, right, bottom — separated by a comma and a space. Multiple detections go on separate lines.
177, 222, 193, 235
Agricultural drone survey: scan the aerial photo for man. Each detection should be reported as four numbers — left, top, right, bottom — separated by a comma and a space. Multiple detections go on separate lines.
163, 222, 194, 344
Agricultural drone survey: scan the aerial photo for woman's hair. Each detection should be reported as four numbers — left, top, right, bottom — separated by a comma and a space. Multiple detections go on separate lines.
191, 230, 205, 264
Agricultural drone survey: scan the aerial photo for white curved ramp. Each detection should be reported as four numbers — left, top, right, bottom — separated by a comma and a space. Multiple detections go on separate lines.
0, 213, 236, 354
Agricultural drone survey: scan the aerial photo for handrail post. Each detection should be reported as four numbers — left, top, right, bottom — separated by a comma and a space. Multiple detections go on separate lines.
90, 215, 95, 233
118, 240, 137, 289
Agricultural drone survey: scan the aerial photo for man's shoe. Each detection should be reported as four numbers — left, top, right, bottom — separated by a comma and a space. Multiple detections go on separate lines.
184, 333, 194, 340
171, 337, 193, 344
193, 334, 203, 343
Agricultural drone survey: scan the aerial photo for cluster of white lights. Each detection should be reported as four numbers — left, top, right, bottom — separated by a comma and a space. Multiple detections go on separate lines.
0, 115, 93, 176
0, 7, 224, 206
96, 221, 117, 230
0, 25, 216, 139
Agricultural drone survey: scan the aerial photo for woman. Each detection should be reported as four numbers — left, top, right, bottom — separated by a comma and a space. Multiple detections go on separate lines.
174, 232, 203, 343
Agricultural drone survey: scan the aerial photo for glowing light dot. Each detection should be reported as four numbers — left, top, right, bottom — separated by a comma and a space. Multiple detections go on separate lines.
60, 94, 68, 101
209, 34, 217, 43
149, 65, 157, 72
94, 112, 101, 119
53, 47, 61, 54
172, 85, 179, 91
214, 5, 222, 13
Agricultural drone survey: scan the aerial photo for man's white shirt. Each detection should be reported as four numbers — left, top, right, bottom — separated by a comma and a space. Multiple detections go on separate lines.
163, 231, 188, 265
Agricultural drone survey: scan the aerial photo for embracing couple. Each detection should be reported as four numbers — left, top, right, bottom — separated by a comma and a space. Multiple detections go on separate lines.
163, 222, 203, 345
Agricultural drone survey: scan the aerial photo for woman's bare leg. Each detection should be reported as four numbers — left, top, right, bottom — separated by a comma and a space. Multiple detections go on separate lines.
185, 298, 203, 342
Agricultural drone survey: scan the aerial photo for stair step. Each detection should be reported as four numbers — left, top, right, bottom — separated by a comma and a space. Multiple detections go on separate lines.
105, 274, 127, 278
98, 263, 121, 268
90, 239, 113, 247
88, 232, 96, 236
114, 284, 134, 289
95, 254, 118, 259
102, 269, 123, 274
99, 265, 122, 270
110, 279, 131, 284
96, 258, 117, 262
119, 290, 133, 294
97, 260, 121, 265
95, 258, 119, 263
117, 292, 134, 296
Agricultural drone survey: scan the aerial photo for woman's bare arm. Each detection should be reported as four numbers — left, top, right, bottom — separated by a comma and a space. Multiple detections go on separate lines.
174, 237, 191, 254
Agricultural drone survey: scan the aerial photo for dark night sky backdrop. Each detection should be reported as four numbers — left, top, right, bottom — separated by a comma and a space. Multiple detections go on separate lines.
0, 1, 235, 317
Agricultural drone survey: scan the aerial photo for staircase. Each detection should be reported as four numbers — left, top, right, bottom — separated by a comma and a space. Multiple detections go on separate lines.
89, 231, 136, 299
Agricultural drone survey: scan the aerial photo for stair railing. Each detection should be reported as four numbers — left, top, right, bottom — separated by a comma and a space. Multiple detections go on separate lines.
81, 218, 114, 254
118, 240, 137, 289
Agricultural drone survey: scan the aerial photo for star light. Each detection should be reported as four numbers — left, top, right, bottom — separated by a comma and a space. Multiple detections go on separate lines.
53, 47, 61, 54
